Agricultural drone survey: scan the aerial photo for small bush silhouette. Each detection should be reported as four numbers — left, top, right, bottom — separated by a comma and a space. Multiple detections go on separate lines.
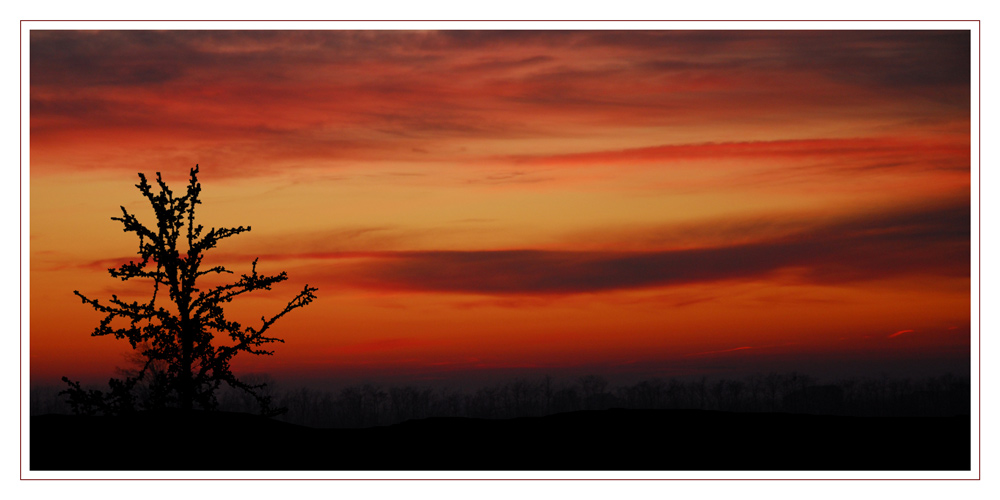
62, 165, 317, 416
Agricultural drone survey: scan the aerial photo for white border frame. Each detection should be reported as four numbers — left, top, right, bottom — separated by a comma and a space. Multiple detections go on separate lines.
18, 19, 982, 481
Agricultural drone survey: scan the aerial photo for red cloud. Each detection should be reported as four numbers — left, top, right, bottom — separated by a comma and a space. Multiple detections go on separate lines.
502, 137, 969, 170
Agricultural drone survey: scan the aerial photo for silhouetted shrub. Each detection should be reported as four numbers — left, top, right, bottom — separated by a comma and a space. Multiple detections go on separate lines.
62, 166, 317, 416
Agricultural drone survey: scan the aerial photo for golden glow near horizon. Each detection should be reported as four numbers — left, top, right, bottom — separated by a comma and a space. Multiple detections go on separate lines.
30, 30, 971, 386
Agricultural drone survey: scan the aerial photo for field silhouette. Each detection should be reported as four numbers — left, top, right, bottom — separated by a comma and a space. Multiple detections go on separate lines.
31, 372, 971, 471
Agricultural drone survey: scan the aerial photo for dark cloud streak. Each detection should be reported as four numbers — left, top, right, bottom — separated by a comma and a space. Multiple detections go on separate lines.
338, 201, 970, 295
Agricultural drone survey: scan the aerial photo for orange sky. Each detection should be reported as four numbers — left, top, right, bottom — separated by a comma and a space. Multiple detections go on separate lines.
29, 30, 971, 388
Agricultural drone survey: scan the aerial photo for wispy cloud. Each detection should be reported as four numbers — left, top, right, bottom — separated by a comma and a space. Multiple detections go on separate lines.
502, 137, 969, 170
297, 200, 971, 295
337, 337, 438, 355
685, 346, 754, 357
31, 30, 970, 179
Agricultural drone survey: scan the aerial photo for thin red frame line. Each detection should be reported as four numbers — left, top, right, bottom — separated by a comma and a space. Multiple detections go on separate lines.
17, 19, 984, 22
19, 19, 982, 481
19, 18, 23, 483
977, 20, 982, 482
15, 477, 982, 481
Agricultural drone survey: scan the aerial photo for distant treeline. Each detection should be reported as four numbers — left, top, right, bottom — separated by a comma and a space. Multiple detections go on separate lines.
31, 372, 970, 428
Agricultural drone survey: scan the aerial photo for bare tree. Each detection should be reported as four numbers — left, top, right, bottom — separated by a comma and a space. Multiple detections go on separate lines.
62, 165, 318, 416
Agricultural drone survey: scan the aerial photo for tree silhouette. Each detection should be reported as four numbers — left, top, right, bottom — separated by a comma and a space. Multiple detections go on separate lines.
62, 165, 317, 416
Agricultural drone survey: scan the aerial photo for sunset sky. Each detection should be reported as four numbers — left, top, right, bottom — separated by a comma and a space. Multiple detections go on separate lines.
29, 30, 972, 389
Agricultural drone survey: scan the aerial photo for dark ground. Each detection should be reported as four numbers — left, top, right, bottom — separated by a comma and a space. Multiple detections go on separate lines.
30, 408, 970, 471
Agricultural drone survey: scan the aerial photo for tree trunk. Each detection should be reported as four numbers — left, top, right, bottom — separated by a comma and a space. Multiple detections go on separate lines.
179, 314, 194, 411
